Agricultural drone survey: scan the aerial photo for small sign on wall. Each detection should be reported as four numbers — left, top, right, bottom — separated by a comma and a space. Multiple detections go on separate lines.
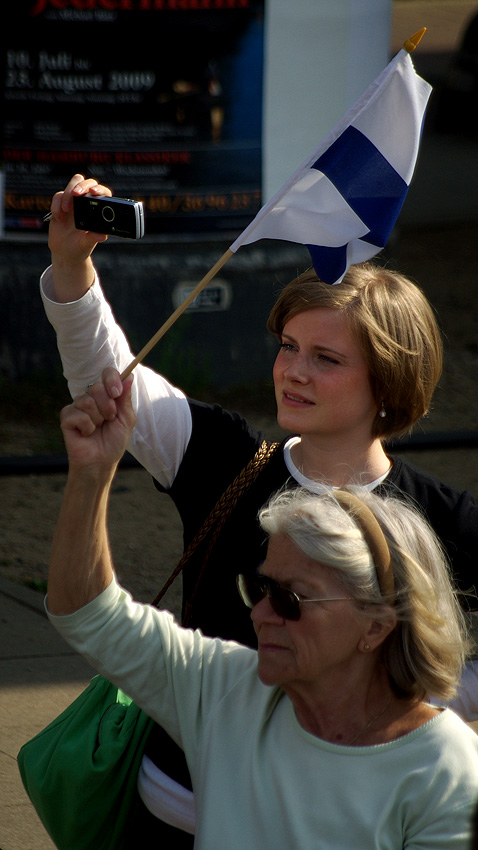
172, 279, 232, 312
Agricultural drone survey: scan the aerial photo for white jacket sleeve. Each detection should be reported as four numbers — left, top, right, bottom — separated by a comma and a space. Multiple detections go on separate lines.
40, 265, 192, 488
444, 660, 478, 722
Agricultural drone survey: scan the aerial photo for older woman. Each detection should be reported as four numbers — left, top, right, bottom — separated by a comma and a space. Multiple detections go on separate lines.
41, 174, 478, 841
47, 383, 478, 849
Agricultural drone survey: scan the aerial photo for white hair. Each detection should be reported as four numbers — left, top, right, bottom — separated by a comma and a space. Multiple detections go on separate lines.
259, 488, 471, 700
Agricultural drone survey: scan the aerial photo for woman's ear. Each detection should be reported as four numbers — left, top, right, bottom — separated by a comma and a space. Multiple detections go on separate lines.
359, 608, 397, 653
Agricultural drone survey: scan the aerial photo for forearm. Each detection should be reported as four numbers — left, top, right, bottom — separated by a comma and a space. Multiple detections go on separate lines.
47, 469, 115, 615
41, 264, 136, 394
51, 254, 96, 303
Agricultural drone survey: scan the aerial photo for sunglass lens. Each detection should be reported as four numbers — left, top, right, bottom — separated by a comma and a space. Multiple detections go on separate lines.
237, 574, 300, 620
270, 584, 300, 620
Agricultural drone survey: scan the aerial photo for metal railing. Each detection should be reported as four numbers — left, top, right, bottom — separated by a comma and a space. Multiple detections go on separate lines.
1, 430, 477, 476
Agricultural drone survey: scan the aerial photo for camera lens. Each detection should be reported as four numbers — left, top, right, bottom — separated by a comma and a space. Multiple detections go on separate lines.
102, 205, 115, 223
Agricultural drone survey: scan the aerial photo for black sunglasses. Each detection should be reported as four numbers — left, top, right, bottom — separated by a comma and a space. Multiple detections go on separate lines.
237, 573, 351, 621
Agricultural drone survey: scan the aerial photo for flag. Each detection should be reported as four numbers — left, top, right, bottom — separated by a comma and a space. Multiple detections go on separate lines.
229, 45, 432, 284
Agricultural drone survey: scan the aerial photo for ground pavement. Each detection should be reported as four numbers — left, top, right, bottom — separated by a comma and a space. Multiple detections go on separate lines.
0, 577, 94, 850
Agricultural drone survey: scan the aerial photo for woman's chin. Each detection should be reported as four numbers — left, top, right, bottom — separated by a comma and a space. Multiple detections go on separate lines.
276, 408, 301, 433
258, 667, 280, 687
257, 654, 289, 688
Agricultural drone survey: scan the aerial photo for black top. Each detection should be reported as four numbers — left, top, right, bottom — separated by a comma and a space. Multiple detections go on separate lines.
156, 399, 478, 648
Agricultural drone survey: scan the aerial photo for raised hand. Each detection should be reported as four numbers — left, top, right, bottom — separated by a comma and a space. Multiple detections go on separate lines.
47, 173, 113, 260
47, 173, 114, 302
60, 375, 135, 481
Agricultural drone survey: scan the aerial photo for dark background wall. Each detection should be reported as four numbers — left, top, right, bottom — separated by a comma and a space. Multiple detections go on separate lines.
2, 1, 478, 396
0, 237, 310, 392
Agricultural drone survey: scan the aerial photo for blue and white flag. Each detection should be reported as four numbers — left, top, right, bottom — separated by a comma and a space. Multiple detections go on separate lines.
229, 45, 432, 284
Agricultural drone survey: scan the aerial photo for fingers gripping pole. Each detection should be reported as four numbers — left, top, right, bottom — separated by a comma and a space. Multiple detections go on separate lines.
120, 248, 234, 380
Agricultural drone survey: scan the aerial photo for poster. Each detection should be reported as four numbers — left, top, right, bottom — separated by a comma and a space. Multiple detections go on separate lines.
1, 0, 264, 237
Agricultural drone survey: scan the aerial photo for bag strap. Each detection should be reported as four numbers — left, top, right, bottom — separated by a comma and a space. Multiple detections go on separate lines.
152, 439, 280, 609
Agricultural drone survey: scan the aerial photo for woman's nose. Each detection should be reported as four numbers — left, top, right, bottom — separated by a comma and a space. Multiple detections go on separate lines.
284, 353, 309, 382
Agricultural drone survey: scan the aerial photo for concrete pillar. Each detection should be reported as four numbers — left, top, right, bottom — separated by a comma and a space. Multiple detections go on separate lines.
262, 0, 392, 200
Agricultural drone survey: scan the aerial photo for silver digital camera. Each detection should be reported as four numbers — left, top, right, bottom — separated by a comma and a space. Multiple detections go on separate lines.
74, 194, 145, 239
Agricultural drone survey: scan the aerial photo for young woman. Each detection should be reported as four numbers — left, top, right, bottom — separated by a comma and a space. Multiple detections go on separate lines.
41, 173, 478, 842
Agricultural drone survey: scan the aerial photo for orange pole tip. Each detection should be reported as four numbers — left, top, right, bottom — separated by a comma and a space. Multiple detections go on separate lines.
403, 27, 427, 53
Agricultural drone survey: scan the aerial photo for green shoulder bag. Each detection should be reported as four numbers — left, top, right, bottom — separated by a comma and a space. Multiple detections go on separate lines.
18, 674, 154, 850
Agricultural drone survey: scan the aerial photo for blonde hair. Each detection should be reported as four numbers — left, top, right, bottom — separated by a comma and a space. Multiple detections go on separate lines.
259, 487, 470, 701
267, 262, 443, 439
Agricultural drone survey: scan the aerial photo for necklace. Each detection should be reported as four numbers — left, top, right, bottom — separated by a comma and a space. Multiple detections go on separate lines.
347, 694, 393, 746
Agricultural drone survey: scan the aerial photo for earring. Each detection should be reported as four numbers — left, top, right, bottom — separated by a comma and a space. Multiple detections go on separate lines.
379, 402, 386, 418
363, 644, 371, 651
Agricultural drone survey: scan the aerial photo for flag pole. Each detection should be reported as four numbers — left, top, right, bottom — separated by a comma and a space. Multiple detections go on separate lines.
120, 248, 233, 380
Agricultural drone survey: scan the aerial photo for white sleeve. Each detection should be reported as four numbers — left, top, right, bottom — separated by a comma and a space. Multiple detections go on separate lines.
430, 659, 478, 722
448, 660, 478, 722
40, 265, 192, 488
46, 578, 255, 753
